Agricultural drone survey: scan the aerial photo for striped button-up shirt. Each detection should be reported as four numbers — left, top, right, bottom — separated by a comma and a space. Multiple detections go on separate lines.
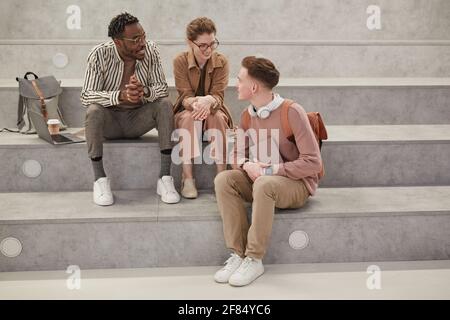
80, 40, 168, 107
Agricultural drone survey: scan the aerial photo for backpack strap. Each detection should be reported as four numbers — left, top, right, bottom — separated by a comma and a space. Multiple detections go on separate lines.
308, 112, 328, 150
280, 99, 295, 142
241, 109, 251, 131
31, 80, 48, 121
16, 94, 25, 130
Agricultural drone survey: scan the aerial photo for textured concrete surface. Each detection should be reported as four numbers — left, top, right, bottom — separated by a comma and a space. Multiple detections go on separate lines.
0, 222, 161, 271
1, 0, 450, 274
6, 77, 450, 88
3, 0, 450, 40
326, 125, 450, 142
0, 190, 159, 224
1, 125, 449, 191
2, 0, 450, 78
266, 215, 450, 264
2, 44, 450, 79
1, 187, 449, 271
319, 141, 450, 187
2, 186, 450, 224
1, 260, 450, 299
3, 82, 450, 128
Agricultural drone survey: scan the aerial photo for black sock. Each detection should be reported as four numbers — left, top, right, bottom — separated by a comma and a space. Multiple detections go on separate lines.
160, 149, 172, 178
91, 157, 106, 181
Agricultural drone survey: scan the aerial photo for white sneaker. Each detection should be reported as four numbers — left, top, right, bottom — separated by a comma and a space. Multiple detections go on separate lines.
157, 175, 181, 204
228, 256, 264, 287
214, 253, 243, 283
93, 177, 114, 206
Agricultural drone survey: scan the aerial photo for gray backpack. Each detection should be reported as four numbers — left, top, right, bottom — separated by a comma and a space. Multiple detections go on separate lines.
1, 72, 67, 134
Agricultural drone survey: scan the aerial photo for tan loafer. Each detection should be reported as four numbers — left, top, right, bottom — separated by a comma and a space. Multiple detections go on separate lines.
181, 178, 198, 199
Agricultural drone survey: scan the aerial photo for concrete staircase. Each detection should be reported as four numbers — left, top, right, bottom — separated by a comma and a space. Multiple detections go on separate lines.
2, 187, 450, 272
1, 0, 449, 271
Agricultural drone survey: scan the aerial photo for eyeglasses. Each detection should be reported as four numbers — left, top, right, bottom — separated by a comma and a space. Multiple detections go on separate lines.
192, 39, 219, 52
120, 33, 146, 45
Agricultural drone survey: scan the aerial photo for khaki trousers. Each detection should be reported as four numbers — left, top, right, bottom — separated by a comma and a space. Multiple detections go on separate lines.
214, 169, 310, 259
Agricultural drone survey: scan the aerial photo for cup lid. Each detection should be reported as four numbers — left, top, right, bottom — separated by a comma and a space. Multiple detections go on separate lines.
47, 119, 61, 125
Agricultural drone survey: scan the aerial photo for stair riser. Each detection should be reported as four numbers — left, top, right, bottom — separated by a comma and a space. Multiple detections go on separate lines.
1, 141, 449, 192
319, 142, 450, 187
2, 87, 450, 129
0, 144, 160, 192
1, 214, 448, 272
3, 44, 450, 80
0, 144, 219, 192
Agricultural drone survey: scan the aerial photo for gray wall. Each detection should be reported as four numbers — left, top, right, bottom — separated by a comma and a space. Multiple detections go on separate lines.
1, 0, 449, 78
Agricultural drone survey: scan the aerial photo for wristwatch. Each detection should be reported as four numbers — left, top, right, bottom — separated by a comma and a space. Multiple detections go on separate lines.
240, 159, 250, 169
143, 86, 151, 98
264, 165, 273, 176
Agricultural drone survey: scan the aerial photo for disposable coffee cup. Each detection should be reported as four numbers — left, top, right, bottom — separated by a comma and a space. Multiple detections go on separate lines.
47, 119, 61, 135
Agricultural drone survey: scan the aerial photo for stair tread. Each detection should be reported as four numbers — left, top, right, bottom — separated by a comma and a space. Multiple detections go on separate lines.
1, 186, 449, 224
2, 77, 450, 88
1, 125, 450, 147
326, 125, 450, 143
0, 128, 159, 147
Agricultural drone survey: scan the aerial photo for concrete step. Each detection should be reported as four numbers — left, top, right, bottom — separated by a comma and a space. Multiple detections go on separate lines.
1, 125, 450, 192
1, 186, 449, 271
1, 42, 450, 79
2, 78, 450, 129
320, 124, 450, 187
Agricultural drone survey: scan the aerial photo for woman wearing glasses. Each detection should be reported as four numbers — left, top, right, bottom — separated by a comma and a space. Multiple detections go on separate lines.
173, 17, 233, 199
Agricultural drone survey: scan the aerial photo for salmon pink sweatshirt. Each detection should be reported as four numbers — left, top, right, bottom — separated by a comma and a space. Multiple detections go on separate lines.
233, 99, 323, 196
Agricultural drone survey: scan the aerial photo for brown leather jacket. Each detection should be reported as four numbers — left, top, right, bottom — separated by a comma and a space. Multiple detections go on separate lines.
172, 49, 234, 128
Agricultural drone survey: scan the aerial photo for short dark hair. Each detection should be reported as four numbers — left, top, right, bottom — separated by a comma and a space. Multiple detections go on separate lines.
186, 17, 217, 41
241, 56, 280, 89
108, 12, 139, 39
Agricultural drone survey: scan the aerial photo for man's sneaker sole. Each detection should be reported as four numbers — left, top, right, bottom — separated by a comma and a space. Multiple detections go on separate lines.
228, 269, 264, 287
93, 197, 114, 206
156, 184, 180, 204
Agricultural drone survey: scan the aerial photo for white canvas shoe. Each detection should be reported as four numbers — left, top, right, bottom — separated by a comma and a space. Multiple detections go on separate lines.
214, 253, 244, 283
228, 256, 264, 287
93, 177, 114, 206
157, 175, 181, 204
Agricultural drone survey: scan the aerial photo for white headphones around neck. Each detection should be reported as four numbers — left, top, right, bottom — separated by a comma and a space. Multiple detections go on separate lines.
247, 94, 284, 119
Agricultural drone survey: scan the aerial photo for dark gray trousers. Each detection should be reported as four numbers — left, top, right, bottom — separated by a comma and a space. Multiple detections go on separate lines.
84, 97, 174, 158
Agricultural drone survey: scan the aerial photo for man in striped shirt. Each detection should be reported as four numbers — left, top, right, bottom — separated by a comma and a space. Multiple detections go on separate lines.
81, 12, 180, 206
